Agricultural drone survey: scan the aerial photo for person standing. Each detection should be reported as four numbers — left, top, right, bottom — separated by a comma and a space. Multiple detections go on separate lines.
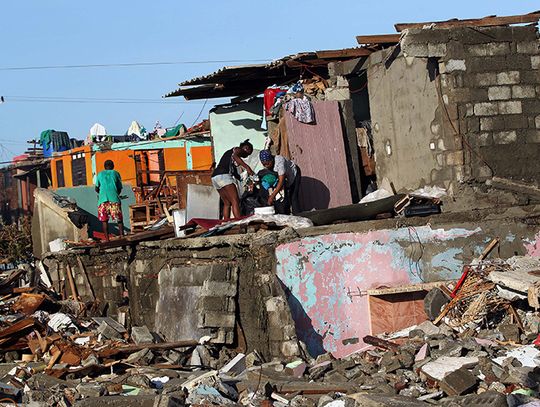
259, 150, 301, 215
95, 160, 124, 241
212, 140, 255, 220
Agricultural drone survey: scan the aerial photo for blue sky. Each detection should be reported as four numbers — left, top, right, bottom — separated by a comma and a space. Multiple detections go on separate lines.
0, 1, 538, 160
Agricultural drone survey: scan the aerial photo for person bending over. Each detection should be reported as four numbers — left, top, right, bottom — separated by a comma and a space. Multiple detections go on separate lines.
211, 140, 255, 220
259, 150, 301, 215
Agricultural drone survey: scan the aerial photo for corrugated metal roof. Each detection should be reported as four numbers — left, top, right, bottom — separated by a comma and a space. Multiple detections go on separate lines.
164, 49, 372, 100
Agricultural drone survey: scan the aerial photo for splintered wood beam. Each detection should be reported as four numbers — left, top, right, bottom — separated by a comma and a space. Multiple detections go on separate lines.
315, 48, 372, 59
356, 34, 402, 45
395, 11, 540, 32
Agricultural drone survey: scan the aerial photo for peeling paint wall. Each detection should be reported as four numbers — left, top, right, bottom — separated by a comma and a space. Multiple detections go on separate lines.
276, 221, 540, 358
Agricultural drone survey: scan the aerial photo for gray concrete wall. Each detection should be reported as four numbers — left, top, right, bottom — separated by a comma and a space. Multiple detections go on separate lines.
368, 53, 447, 191
369, 25, 540, 192
42, 229, 302, 360
31, 188, 88, 257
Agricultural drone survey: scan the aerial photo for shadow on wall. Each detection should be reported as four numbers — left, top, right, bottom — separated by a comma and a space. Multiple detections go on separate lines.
299, 176, 331, 211
278, 279, 325, 358
230, 118, 263, 131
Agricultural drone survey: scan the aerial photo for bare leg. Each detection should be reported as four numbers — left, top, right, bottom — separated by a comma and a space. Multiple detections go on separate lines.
117, 221, 125, 237
223, 184, 241, 219
217, 188, 232, 221
102, 221, 109, 242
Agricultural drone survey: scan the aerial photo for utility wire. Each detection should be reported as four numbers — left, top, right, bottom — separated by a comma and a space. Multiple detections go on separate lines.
0, 59, 270, 71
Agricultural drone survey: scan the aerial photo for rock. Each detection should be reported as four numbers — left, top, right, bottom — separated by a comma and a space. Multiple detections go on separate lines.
309, 361, 333, 380
220, 353, 246, 375
498, 324, 520, 343
346, 393, 428, 406
416, 321, 441, 336
131, 326, 154, 345
318, 395, 334, 406
126, 374, 152, 388
97, 321, 122, 340
186, 384, 235, 405
324, 370, 348, 383
439, 368, 477, 396
421, 356, 479, 381
125, 348, 154, 365
424, 287, 450, 320
76, 383, 105, 398
415, 344, 430, 362
290, 395, 316, 407
245, 351, 263, 368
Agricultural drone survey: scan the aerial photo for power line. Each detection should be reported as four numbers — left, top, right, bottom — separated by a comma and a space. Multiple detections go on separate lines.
0, 59, 270, 71
2, 96, 228, 105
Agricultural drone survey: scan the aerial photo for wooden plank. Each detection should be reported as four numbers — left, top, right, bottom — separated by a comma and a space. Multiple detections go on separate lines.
0, 318, 35, 340
368, 281, 452, 296
395, 11, 540, 32
356, 34, 402, 45
316, 48, 372, 59
363, 335, 400, 351
76, 257, 96, 301
65, 264, 78, 300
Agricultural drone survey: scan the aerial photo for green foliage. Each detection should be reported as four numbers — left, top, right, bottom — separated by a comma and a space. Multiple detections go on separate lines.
0, 218, 33, 264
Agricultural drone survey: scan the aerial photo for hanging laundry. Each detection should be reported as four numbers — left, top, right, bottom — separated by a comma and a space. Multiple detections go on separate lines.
264, 87, 288, 117
87, 123, 107, 144
126, 121, 147, 140
285, 96, 316, 124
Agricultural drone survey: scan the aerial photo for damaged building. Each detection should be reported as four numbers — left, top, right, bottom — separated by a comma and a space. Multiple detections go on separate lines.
1, 10, 540, 407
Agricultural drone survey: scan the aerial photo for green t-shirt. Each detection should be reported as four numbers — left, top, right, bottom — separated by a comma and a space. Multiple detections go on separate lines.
95, 170, 122, 205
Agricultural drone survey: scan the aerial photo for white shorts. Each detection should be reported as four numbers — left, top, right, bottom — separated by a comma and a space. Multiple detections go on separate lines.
212, 174, 236, 190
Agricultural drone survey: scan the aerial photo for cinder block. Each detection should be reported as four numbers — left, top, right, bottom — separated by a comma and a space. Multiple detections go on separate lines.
476, 72, 498, 86
440, 368, 477, 396
512, 85, 536, 99
526, 130, 540, 143
498, 101, 522, 115
281, 340, 301, 357
466, 42, 509, 57
487, 86, 511, 101
428, 42, 447, 57
446, 151, 464, 166
480, 117, 505, 131
203, 312, 235, 328
536, 115, 540, 129
532, 56, 540, 70
466, 117, 480, 132
503, 115, 528, 130
445, 59, 466, 72
517, 41, 539, 54
201, 280, 237, 297
493, 130, 517, 144
473, 102, 498, 116
198, 296, 229, 312
477, 133, 493, 147
131, 326, 154, 344
496, 71, 520, 85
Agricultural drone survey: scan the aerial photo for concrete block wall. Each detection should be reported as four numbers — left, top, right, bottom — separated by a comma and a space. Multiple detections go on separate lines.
401, 25, 540, 183
42, 230, 302, 361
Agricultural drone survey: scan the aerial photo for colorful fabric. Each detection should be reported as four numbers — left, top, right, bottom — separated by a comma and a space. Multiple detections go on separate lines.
261, 173, 278, 190
95, 170, 122, 205
259, 149, 273, 162
98, 202, 123, 222
285, 96, 315, 124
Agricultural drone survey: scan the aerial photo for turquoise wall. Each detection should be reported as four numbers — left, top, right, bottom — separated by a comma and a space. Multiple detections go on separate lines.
55, 184, 135, 235
209, 98, 266, 173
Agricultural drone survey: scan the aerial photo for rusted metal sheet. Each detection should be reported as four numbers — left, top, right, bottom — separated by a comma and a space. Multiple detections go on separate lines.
285, 101, 352, 210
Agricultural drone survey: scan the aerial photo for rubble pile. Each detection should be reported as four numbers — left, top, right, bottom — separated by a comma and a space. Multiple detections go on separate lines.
1, 253, 540, 405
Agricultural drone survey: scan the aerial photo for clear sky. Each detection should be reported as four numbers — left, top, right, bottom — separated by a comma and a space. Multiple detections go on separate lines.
0, 1, 538, 160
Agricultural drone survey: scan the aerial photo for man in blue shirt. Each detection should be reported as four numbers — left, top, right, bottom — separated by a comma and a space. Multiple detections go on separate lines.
95, 160, 124, 241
